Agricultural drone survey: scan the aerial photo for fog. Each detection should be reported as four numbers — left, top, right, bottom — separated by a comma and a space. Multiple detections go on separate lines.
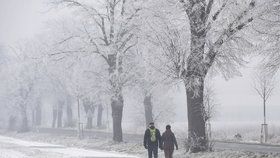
0, 0, 280, 157
2, 0, 279, 125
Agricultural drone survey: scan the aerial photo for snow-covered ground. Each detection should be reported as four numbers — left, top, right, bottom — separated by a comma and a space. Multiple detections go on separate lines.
1, 131, 280, 158
0, 135, 137, 158
38, 121, 280, 146
99, 121, 280, 145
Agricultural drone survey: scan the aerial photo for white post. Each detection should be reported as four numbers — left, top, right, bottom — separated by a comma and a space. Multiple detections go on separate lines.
106, 102, 110, 141
77, 96, 81, 139
261, 123, 268, 143
260, 98, 268, 143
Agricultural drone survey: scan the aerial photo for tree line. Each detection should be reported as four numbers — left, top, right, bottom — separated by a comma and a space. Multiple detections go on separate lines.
0, 0, 279, 153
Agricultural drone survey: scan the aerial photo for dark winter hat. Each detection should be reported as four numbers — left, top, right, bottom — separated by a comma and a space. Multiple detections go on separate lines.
166, 125, 171, 130
149, 122, 155, 128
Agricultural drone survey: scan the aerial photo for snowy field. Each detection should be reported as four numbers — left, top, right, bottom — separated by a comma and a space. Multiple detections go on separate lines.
120, 121, 280, 145
211, 121, 280, 144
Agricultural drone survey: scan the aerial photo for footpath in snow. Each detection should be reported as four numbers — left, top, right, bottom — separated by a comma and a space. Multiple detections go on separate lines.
2, 131, 280, 158
0, 135, 138, 158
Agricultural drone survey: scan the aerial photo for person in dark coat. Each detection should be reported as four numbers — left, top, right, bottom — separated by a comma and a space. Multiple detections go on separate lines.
143, 122, 162, 158
161, 125, 178, 158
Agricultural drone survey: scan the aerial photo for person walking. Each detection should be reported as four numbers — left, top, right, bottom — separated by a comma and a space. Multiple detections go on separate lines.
161, 125, 178, 158
143, 122, 162, 158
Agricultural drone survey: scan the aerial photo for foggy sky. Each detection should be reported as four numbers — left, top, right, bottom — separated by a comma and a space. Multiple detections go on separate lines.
1, 0, 280, 124
0, 0, 44, 44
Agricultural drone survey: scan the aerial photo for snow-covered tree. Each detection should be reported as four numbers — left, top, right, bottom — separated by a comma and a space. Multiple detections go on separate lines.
141, 0, 280, 152
178, 0, 280, 152
2, 42, 46, 132
51, 0, 144, 142
252, 2, 280, 74
82, 97, 96, 129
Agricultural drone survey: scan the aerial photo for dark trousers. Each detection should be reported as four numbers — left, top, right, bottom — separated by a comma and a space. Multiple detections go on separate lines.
148, 144, 158, 158
164, 149, 174, 158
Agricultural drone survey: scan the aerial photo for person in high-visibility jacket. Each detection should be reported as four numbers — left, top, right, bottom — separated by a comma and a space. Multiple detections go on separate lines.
143, 122, 162, 158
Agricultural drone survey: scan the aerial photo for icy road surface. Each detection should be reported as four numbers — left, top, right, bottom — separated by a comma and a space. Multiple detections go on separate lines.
0, 135, 138, 158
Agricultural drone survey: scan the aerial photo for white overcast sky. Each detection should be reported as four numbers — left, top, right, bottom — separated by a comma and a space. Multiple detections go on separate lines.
0, 0, 46, 44
0, 0, 279, 124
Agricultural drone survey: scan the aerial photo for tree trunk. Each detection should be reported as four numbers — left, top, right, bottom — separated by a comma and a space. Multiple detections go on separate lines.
20, 116, 29, 132
183, 3, 208, 152
20, 109, 29, 132
65, 105, 74, 127
86, 117, 93, 129
32, 109, 35, 127
144, 93, 153, 127
108, 54, 124, 142
52, 109, 57, 128
8, 116, 16, 131
57, 110, 63, 128
97, 104, 103, 127
111, 95, 124, 142
263, 98, 266, 124
83, 98, 95, 129
185, 78, 206, 152
35, 105, 41, 126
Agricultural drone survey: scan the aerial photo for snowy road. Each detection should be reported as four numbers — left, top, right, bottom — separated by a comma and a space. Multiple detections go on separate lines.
0, 135, 138, 158
215, 141, 280, 153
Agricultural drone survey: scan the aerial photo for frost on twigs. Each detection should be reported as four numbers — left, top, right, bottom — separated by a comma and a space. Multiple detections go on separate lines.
184, 132, 208, 153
